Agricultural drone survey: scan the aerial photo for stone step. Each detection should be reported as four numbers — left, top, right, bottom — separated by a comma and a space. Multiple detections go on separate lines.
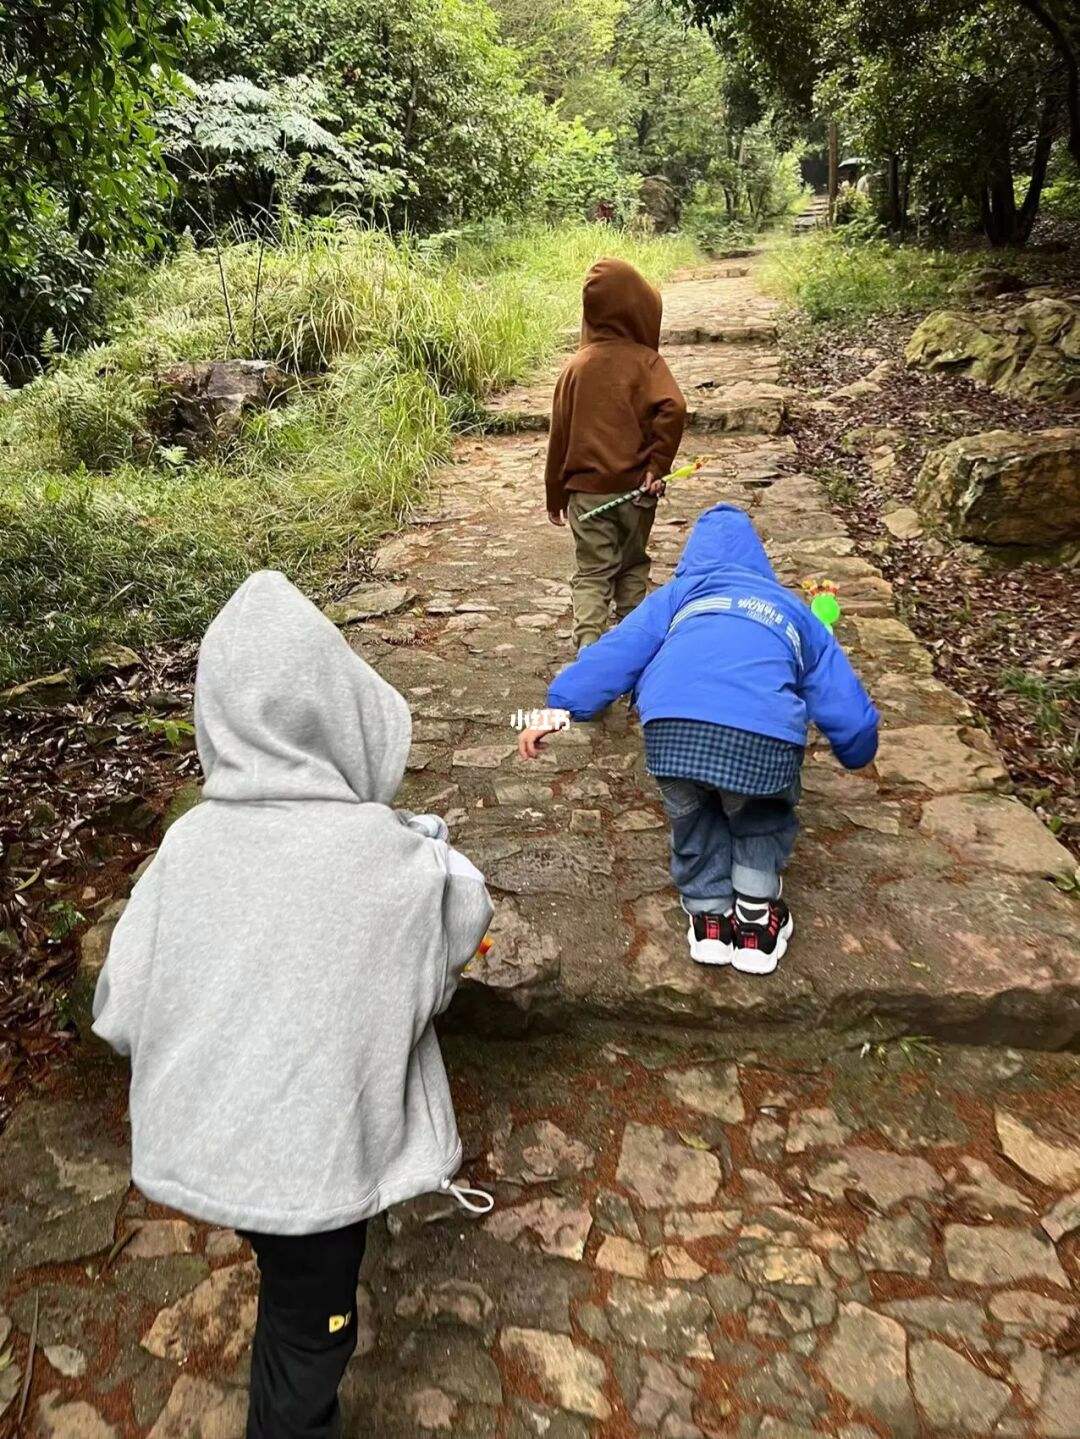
448, 779, 1080, 1048
556, 317, 775, 349
663, 322, 779, 346
483, 385, 791, 438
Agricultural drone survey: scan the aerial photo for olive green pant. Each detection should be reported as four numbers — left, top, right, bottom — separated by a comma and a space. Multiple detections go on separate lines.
568, 491, 656, 650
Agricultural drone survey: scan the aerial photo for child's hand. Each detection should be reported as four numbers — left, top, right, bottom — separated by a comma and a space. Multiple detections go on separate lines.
518, 726, 555, 760
641, 473, 667, 498
547, 508, 566, 527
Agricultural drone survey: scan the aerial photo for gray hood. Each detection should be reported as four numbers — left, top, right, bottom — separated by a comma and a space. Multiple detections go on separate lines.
195, 570, 411, 805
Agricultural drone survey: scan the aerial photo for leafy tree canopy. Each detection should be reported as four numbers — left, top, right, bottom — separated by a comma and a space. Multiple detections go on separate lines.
189, 0, 549, 228
0, 0, 213, 264
686, 0, 1072, 244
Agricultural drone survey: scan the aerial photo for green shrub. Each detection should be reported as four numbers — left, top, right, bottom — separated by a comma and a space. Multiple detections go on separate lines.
682, 201, 759, 255
761, 231, 967, 324
1041, 174, 1080, 220
535, 116, 640, 223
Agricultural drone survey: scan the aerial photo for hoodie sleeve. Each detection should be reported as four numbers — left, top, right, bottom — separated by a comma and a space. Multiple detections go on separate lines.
436, 845, 493, 1015
644, 355, 687, 478
545, 368, 573, 514
800, 626, 880, 770
548, 586, 674, 719
92, 855, 164, 1057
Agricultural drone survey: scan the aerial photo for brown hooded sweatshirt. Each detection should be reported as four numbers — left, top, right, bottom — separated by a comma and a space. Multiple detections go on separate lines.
544, 258, 687, 515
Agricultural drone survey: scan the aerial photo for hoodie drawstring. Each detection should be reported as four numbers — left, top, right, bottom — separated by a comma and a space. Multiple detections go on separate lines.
441, 1178, 495, 1215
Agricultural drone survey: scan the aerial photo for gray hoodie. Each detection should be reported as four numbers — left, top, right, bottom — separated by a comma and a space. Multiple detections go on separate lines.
93, 571, 493, 1234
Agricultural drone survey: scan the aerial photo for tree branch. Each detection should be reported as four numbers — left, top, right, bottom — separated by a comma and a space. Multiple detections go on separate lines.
1016, 0, 1080, 167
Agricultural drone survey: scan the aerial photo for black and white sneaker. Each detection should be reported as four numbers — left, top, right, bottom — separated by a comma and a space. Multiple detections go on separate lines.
686, 910, 736, 966
732, 893, 794, 975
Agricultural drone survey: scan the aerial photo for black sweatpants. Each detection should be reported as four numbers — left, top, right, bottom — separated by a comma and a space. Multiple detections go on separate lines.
241, 1221, 368, 1439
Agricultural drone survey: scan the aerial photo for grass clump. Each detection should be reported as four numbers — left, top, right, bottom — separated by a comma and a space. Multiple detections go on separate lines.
760, 231, 968, 324
1002, 667, 1080, 739
0, 220, 698, 685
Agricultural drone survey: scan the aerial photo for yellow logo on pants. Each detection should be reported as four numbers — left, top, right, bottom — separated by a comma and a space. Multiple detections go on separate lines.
328, 1312, 351, 1334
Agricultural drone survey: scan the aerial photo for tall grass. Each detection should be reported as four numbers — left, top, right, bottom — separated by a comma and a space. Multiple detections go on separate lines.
0, 221, 698, 684
761, 231, 969, 324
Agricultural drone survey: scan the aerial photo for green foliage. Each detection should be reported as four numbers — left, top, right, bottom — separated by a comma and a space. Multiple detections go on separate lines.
1002, 667, 1080, 736
682, 202, 758, 254
45, 900, 85, 940
0, 203, 133, 382
501, 0, 806, 229
492, 0, 624, 108
134, 714, 198, 748
1041, 145, 1080, 217
761, 230, 966, 323
0, 0, 213, 264
0, 221, 696, 683
534, 117, 640, 222
15, 359, 157, 472
160, 76, 372, 232
833, 186, 884, 240
607, 5, 732, 194
686, 0, 1072, 246
191, 0, 551, 230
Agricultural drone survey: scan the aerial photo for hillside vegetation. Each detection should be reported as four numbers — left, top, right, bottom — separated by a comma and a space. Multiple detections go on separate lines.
0, 222, 696, 685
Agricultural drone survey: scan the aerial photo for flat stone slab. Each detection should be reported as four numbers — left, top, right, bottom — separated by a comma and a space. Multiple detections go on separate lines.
920, 793, 1075, 876
995, 1106, 1080, 1189
874, 725, 1008, 794
499, 1328, 610, 1420
0, 1100, 129, 1272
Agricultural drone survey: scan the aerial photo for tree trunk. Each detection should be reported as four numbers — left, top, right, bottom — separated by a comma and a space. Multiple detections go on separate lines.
887, 153, 902, 229
827, 120, 839, 224
1017, 99, 1059, 243
1017, 0, 1080, 169
899, 161, 911, 235
981, 140, 1019, 247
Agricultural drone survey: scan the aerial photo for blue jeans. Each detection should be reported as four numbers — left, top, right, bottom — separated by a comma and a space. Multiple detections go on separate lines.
657, 777, 800, 913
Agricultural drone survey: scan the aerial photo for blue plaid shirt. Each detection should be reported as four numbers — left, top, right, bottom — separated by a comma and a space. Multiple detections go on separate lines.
644, 719, 803, 796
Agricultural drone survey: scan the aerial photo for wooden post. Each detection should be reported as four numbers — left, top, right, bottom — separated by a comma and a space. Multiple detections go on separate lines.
827, 120, 839, 225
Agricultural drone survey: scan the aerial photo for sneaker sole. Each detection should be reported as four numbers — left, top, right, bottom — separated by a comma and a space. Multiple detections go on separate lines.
686, 922, 733, 967
732, 914, 794, 977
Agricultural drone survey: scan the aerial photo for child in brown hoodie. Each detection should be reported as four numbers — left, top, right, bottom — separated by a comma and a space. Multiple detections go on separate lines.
546, 258, 687, 650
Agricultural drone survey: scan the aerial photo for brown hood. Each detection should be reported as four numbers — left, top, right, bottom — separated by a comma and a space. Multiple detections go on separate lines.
580, 258, 662, 350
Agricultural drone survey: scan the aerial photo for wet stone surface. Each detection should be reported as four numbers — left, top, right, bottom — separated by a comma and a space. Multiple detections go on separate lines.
1, 256, 1077, 1437
2, 1023, 1078, 1435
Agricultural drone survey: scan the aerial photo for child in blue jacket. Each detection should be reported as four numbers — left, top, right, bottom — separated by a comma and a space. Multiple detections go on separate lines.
518, 505, 879, 975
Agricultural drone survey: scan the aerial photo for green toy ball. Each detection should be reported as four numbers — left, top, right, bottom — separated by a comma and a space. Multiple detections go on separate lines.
810, 590, 841, 630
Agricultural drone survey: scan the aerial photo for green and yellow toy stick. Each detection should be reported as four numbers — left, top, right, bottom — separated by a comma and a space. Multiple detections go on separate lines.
583, 455, 709, 521
802, 578, 841, 631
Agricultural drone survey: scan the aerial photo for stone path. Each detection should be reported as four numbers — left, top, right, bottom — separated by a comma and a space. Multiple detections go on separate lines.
2, 1024, 1079, 1435
378, 259, 1079, 1048
2, 255, 1080, 1437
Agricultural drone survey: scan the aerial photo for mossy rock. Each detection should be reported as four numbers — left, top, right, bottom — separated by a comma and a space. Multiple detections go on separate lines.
163, 780, 202, 832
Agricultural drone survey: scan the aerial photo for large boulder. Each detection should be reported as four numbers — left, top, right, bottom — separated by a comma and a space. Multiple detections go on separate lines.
638, 176, 681, 233
157, 360, 293, 455
905, 298, 1080, 403
916, 428, 1080, 547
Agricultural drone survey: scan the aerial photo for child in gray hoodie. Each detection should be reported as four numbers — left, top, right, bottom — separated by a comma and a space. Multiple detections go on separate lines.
93, 570, 493, 1439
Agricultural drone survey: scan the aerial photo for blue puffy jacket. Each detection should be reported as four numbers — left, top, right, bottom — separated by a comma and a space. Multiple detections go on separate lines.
548, 504, 879, 770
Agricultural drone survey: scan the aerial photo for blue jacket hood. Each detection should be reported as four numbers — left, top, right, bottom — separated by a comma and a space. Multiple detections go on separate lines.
675, 505, 776, 582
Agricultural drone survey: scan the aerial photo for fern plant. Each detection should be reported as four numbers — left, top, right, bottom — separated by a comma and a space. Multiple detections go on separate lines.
160, 76, 376, 235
